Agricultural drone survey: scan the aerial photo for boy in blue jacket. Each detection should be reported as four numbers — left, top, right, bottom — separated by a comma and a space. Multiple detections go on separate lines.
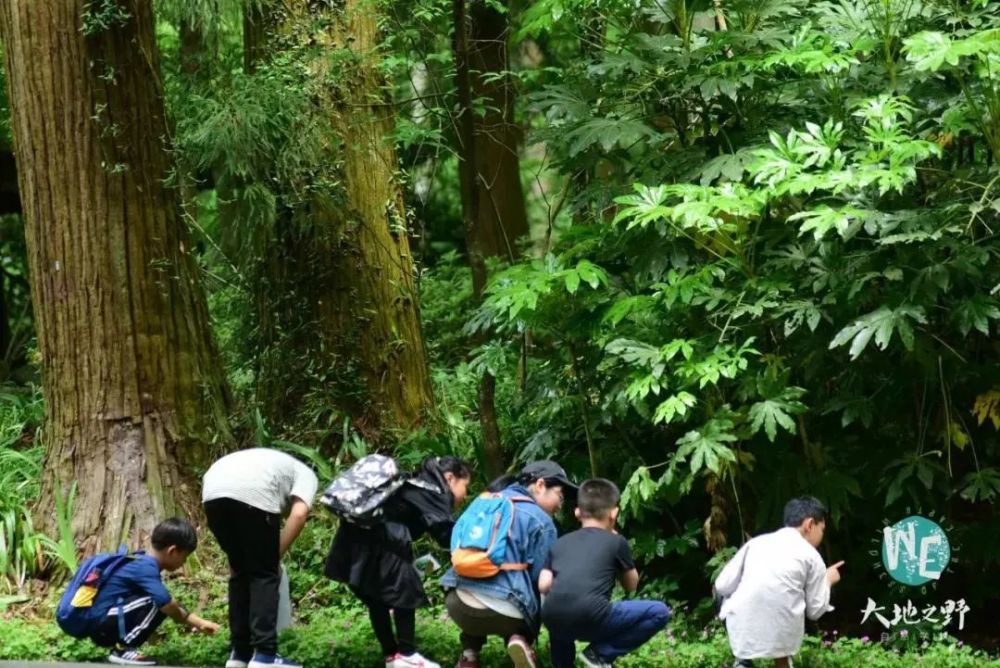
88, 518, 219, 665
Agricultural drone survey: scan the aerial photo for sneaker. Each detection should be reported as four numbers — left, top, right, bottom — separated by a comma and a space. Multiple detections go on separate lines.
455, 650, 479, 668
389, 653, 441, 668
580, 646, 612, 668
247, 654, 303, 668
734, 661, 755, 668
108, 649, 157, 666
226, 651, 252, 668
506, 636, 537, 668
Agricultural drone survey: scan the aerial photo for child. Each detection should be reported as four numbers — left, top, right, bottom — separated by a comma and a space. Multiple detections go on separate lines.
714, 496, 844, 668
203, 448, 319, 668
325, 456, 472, 668
89, 518, 219, 665
539, 479, 670, 668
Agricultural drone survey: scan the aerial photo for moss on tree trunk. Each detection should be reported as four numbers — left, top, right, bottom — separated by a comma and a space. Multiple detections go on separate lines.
0, 0, 232, 553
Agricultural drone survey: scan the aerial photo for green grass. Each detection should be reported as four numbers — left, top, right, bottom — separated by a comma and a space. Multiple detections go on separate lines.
3, 603, 998, 667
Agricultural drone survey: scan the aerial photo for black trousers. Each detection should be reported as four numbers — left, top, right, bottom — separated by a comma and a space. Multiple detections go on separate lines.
205, 498, 281, 656
90, 596, 166, 649
366, 603, 416, 657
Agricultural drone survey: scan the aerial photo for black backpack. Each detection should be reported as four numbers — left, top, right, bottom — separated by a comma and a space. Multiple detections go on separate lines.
319, 454, 407, 527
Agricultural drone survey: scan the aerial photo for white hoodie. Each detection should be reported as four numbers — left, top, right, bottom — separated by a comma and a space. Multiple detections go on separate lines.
714, 527, 833, 659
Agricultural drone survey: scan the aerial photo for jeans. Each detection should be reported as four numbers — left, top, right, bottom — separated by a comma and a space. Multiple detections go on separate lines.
548, 600, 671, 667
205, 498, 282, 656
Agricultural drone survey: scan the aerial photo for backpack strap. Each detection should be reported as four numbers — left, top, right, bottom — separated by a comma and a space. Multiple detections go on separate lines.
501, 495, 534, 571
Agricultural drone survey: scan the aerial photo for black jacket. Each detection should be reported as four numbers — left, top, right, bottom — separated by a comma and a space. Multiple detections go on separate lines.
324, 457, 456, 608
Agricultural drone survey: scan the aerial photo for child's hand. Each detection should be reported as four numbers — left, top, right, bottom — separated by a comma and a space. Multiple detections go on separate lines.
826, 561, 844, 586
194, 617, 220, 634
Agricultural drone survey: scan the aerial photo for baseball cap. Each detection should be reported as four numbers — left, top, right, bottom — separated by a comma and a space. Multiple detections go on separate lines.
520, 460, 578, 491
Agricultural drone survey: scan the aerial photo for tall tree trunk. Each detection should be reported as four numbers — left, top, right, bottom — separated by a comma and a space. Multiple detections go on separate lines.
243, 1, 434, 440
316, 0, 434, 435
0, 267, 10, 364
453, 0, 528, 478
243, 1, 275, 74
467, 1, 529, 260
0, 0, 232, 553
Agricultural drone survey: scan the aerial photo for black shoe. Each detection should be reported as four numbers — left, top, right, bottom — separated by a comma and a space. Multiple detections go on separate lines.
734, 661, 755, 668
580, 646, 613, 668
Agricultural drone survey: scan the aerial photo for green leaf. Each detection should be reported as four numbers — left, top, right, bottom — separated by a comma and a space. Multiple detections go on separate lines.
903, 31, 957, 71
653, 392, 697, 425
829, 305, 927, 359
565, 270, 580, 294
788, 205, 869, 241
954, 295, 1000, 336
675, 418, 738, 475
749, 387, 806, 441
960, 468, 1000, 502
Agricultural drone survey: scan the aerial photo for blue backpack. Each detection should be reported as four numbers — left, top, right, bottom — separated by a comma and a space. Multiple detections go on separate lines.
56, 547, 138, 638
450, 493, 533, 578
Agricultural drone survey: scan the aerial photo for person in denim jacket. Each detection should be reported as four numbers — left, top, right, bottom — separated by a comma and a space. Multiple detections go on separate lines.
441, 461, 576, 668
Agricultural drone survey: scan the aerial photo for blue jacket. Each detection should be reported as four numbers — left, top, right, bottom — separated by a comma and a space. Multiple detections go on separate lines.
440, 485, 557, 627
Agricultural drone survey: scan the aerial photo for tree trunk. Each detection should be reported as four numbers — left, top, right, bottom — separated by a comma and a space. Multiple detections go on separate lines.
453, 0, 529, 478
316, 0, 435, 435
467, 1, 529, 261
0, 267, 10, 363
242, 1, 434, 440
0, 0, 232, 553
243, 1, 275, 74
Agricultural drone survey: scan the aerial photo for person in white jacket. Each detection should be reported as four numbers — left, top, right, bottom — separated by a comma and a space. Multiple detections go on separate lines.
713, 497, 844, 668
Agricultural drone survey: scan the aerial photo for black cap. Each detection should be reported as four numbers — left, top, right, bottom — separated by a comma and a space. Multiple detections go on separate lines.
520, 460, 577, 490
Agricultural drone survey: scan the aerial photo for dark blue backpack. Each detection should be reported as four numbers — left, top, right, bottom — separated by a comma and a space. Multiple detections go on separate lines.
56, 547, 138, 638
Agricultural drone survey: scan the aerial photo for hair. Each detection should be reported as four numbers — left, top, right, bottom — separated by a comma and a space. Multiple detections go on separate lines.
783, 496, 827, 528
577, 478, 620, 519
485, 471, 564, 494
435, 455, 472, 479
152, 517, 198, 553
486, 473, 518, 493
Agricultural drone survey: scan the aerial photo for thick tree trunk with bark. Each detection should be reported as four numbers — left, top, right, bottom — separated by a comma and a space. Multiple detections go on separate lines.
315, 0, 434, 434
0, 0, 232, 553
244, 1, 434, 440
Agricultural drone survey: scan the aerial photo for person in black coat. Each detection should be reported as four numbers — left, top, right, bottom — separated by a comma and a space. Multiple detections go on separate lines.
325, 456, 472, 668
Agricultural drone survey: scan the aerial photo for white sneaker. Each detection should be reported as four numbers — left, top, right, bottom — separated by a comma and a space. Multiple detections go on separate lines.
506, 636, 537, 668
108, 649, 157, 666
226, 651, 251, 668
389, 652, 442, 668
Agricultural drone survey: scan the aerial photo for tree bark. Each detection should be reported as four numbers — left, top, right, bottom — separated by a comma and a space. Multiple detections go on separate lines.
0, 0, 232, 553
0, 267, 10, 363
453, 0, 529, 478
243, 1, 276, 74
467, 1, 529, 261
316, 0, 435, 435
243, 1, 435, 440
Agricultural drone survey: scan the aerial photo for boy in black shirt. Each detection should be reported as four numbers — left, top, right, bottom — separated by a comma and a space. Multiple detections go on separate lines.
539, 479, 670, 668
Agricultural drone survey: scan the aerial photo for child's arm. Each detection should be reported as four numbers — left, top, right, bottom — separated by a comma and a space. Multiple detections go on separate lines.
279, 497, 311, 557
538, 568, 554, 594
619, 568, 639, 593
804, 556, 837, 620
714, 543, 749, 599
161, 600, 220, 634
